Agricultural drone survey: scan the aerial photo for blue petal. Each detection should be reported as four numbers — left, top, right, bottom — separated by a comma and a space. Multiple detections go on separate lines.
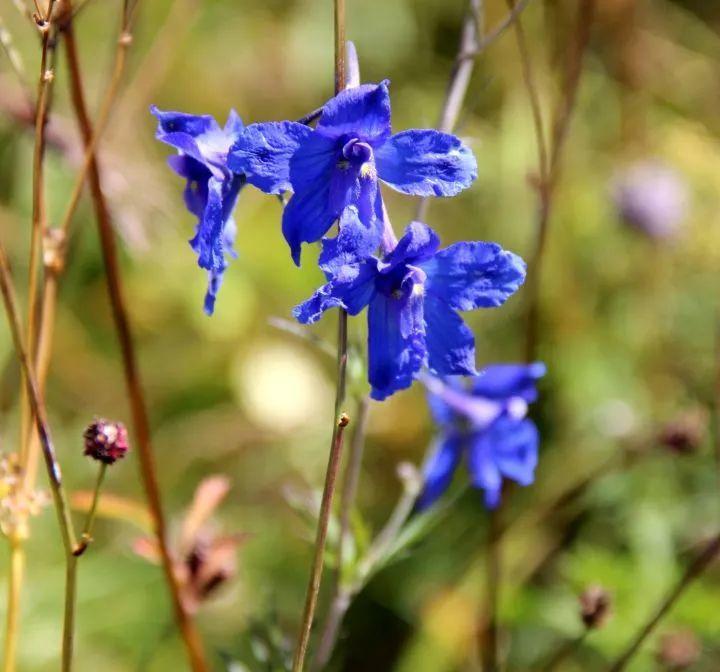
319, 207, 380, 275
423, 294, 476, 376
376, 129, 477, 197
289, 132, 338, 192
328, 157, 379, 229
282, 133, 339, 264
188, 174, 242, 272
282, 186, 334, 267
416, 433, 463, 510
421, 241, 526, 311
317, 81, 392, 145
151, 105, 220, 138
368, 270, 426, 401
472, 363, 546, 403
489, 417, 539, 487
382, 221, 440, 269
293, 261, 376, 324
228, 121, 313, 194
467, 432, 503, 509
167, 155, 211, 218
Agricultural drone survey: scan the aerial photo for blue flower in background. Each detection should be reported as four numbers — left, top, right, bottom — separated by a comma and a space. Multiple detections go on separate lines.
418, 364, 546, 510
152, 106, 246, 315
228, 81, 478, 265
294, 214, 526, 400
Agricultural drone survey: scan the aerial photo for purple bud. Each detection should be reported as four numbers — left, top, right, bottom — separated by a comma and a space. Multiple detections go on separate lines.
83, 419, 129, 465
579, 585, 612, 630
612, 161, 688, 239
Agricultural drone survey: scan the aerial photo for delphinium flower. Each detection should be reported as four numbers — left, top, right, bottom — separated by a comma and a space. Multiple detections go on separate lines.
611, 160, 688, 240
151, 106, 246, 314
293, 212, 526, 400
417, 363, 545, 509
228, 81, 478, 265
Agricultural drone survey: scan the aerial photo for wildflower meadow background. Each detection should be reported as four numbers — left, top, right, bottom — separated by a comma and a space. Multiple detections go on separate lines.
1, 0, 720, 670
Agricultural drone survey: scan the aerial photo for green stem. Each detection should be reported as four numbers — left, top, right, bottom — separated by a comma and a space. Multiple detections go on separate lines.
73, 462, 107, 557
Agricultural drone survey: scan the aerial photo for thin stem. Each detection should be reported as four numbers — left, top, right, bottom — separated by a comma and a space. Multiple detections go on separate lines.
0, 244, 77, 549
480, 507, 501, 672
460, 0, 533, 59
291, 4, 348, 671
608, 533, 720, 671
61, 557, 78, 672
73, 462, 107, 557
60, 5, 209, 671
2, 538, 24, 672
20, 5, 56, 470
416, 0, 482, 222
0, 241, 80, 669
521, 0, 595, 362
313, 395, 371, 671
539, 630, 587, 672
292, 411, 350, 672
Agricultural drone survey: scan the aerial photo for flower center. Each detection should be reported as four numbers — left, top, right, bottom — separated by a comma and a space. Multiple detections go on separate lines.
340, 138, 373, 167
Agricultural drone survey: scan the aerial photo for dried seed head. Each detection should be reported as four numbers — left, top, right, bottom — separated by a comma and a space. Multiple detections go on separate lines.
657, 629, 701, 670
0, 453, 49, 539
83, 419, 129, 465
659, 409, 707, 455
579, 585, 612, 630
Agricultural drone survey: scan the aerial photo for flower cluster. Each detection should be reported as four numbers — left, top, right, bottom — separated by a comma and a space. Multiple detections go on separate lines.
418, 364, 545, 509
153, 72, 545, 508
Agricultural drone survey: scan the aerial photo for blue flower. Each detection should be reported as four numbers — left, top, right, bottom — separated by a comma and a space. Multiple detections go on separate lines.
293, 213, 526, 400
228, 81, 478, 265
151, 106, 246, 315
418, 364, 546, 510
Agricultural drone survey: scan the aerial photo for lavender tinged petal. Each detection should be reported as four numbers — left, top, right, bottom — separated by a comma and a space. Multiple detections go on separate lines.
471, 363, 546, 402
151, 105, 220, 139
375, 129, 477, 197
467, 433, 503, 509
489, 417, 539, 487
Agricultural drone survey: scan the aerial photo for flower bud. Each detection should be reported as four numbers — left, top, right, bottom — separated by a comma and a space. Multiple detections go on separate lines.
657, 629, 700, 670
579, 585, 612, 630
83, 419, 129, 464
612, 161, 688, 240
659, 409, 707, 455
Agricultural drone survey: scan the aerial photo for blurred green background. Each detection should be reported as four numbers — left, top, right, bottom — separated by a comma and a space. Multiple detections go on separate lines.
1, 0, 720, 669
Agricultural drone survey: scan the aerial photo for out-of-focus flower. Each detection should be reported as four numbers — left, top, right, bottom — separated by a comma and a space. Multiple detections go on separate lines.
658, 408, 708, 455
611, 160, 688, 239
294, 216, 525, 400
133, 475, 247, 614
151, 107, 246, 314
83, 419, 129, 465
657, 629, 701, 670
229, 81, 477, 265
418, 364, 545, 509
579, 585, 612, 630
0, 453, 49, 539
